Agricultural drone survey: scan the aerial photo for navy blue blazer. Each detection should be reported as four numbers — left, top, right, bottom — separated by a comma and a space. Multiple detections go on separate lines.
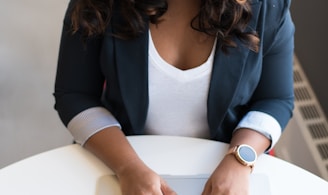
55, 0, 295, 143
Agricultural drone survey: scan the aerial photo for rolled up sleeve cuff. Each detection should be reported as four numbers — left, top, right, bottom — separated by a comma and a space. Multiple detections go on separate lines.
67, 107, 121, 146
234, 111, 282, 151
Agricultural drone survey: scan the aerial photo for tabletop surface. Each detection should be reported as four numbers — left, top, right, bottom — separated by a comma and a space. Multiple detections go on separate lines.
0, 135, 328, 195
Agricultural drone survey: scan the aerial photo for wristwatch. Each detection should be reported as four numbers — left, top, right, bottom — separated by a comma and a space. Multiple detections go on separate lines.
226, 144, 257, 172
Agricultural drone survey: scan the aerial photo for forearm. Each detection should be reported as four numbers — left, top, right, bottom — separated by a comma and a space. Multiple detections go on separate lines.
83, 126, 144, 176
229, 128, 271, 155
203, 128, 271, 194
84, 127, 177, 194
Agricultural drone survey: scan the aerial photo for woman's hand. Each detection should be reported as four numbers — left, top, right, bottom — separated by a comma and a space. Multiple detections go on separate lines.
117, 159, 176, 195
202, 154, 251, 195
201, 128, 271, 194
84, 127, 176, 195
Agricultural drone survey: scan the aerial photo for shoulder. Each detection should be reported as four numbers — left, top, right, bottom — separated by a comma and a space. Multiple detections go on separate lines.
251, 0, 293, 33
255, 0, 292, 8
255, 0, 295, 55
256, 0, 292, 19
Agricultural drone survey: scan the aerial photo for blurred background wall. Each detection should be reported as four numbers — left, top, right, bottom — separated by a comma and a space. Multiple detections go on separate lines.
0, 0, 72, 168
291, 0, 328, 118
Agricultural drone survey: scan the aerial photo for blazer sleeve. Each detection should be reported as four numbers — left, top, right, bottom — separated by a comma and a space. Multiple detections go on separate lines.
250, 0, 295, 130
54, 2, 106, 126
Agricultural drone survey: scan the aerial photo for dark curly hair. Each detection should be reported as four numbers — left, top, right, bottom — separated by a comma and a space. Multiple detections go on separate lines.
70, 0, 259, 52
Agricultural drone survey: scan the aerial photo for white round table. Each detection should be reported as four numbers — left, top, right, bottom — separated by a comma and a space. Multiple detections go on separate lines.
0, 135, 327, 194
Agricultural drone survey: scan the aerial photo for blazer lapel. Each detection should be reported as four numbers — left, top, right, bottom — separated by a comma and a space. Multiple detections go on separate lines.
207, 1, 262, 138
112, 23, 149, 133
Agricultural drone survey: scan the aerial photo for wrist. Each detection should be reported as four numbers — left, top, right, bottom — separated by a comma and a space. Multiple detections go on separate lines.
115, 157, 142, 176
115, 157, 150, 179
226, 144, 257, 173
224, 154, 253, 174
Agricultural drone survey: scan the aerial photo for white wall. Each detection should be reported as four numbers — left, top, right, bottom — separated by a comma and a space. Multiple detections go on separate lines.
0, 0, 73, 169
290, 0, 328, 119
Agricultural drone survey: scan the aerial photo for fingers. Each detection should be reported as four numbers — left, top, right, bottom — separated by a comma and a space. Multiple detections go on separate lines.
160, 178, 177, 195
201, 180, 212, 195
201, 183, 250, 195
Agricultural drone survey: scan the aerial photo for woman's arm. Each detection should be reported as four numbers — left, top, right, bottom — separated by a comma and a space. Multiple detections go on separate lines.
84, 127, 142, 174
229, 128, 271, 156
55, 4, 175, 194
202, 129, 270, 195
84, 127, 176, 195
202, 1, 294, 194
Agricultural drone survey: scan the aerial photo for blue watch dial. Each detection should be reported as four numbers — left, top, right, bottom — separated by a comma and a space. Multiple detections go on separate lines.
238, 145, 256, 162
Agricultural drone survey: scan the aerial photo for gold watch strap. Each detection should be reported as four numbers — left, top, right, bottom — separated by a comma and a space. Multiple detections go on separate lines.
226, 145, 255, 172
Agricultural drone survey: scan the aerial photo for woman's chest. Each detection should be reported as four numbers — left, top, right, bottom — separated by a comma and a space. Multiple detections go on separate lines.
149, 25, 216, 70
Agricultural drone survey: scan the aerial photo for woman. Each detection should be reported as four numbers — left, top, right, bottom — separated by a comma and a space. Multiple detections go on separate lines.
54, 0, 295, 194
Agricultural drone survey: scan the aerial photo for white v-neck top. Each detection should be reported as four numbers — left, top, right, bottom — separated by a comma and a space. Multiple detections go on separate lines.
143, 32, 215, 138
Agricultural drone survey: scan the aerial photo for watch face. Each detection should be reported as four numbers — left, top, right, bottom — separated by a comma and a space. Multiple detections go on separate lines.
238, 145, 256, 163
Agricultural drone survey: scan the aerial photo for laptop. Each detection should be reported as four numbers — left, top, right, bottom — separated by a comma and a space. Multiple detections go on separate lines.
96, 173, 271, 195
162, 173, 271, 195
